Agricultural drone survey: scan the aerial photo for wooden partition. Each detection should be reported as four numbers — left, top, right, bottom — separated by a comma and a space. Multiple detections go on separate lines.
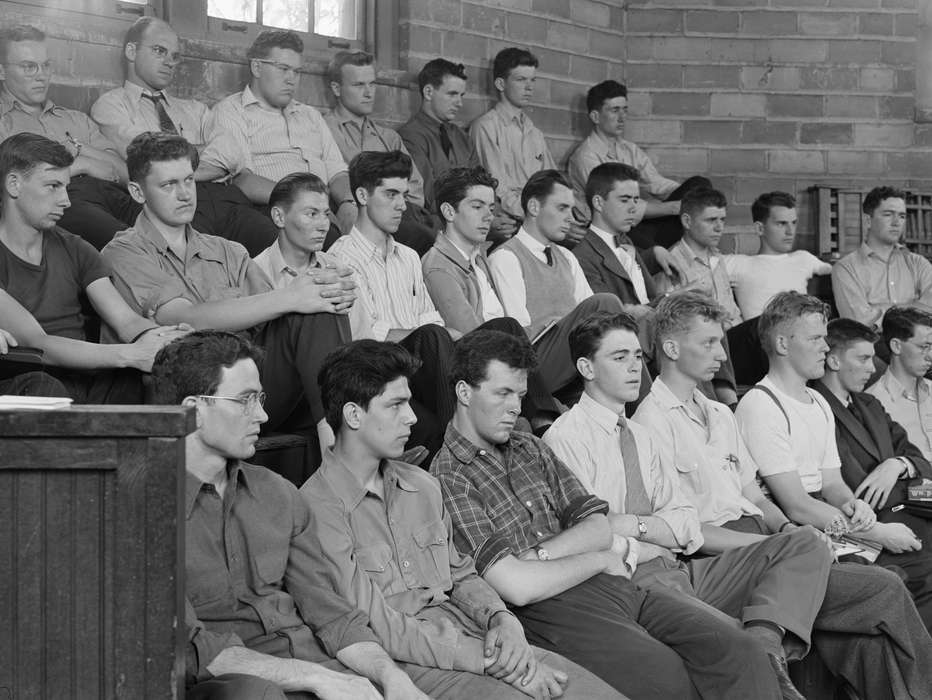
0, 406, 194, 699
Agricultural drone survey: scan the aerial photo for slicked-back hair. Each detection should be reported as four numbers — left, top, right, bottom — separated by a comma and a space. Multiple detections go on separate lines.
451, 329, 537, 388
881, 306, 932, 347
653, 290, 728, 350
349, 150, 412, 203
681, 187, 727, 218
586, 80, 627, 114
150, 330, 264, 405
521, 169, 572, 214
0, 133, 73, 186
751, 191, 797, 224
758, 291, 830, 358
434, 166, 498, 214
569, 311, 640, 364
247, 30, 303, 60
126, 131, 198, 183
328, 50, 373, 84
826, 317, 879, 354
417, 58, 467, 96
318, 340, 421, 432
269, 171, 328, 211
492, 47, 538, 81
0, 24, 45, 62
585, 161, 639, 212
863, 186, 907, 216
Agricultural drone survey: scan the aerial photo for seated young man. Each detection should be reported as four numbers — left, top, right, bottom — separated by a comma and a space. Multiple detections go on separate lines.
633, 291, 932, 696
149, 330, 432, 700
431, 329, 785, 700
301, 339, 623, 700
814, 317, 932, 628
0, 133, 186, 402
102, 132, 353, 457
866, 306, 932, 461
544, 310, 834, 700
724, 191, 832, 385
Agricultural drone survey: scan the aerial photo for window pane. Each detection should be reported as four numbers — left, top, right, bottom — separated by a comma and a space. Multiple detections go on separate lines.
315, 0, 356, 39
264, 0, 310, 32
208, 0, 258, 23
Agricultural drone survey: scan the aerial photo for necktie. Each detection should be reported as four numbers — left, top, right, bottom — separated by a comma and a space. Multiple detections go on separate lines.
142, 93, 178, 134
613, 233, 628, 249
439, 123, 453, 158
618, 416, 652, 515
543, 246, 554, 266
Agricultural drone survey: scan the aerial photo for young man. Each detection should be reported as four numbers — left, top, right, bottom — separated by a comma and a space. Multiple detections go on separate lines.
0, 133, 185, 402
89, 17, 276, 255
833, 186, 932, 329
301, 339, 624, 700
323, 50, 437, 256
102, 132, 353, 463
431, 329, 783, 700
199, 31, 356, 235
815, 317, 932, 628
632, 291, 932, 696
866, 306, 932, 461
149, 330, 427, 700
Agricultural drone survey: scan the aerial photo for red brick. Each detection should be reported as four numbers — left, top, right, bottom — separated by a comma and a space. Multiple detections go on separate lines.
799, 12, 859, 36
860, 67, 896, 91
829, 0, 881, 6
648, 147, 710, 176
651, 92, 711, 116
533, 48, 571, 77
548, 79, 586, 108
882, 40, 914, 64
881, 95, 915, 119
827, 151, 886, 174
771, 0, 825, 6
443, 32, 488, 61
531, 0, 570, 19
825, 95, 879, 118
683, 120, 743, 144
800, 123, 854, 145
626, 63, 683, 89
828, 40, 883, 63
886, 152, 932, 180
913, 124, 932, 147
570, 0, 611, 27
546, 21, 589, 53
570, 54, 609, 84
800, 67, 859, 91
741, 120, 798, 145
625, 119, 682, 144
735, 177, 799, 204
767, 39, 828, 63
741, 66, 800, 91
740, 11, 798, 35
652, 38, 715, 62
524, 105, 573, 134
462, 7, 505, 36
411, 0, 462, 25
479, 0, 532, 8
589, 29, 627, 61
854, 123, 914, 147
686, 10, 739, 34
626, 8, 683, 33
710, 149, 767, 174
858, 12, 894, 35
767, 94, 824, 117
400, 24, 442, 56
505, 13, 548, 43
711, 93, 767, 117
708, 38, 764, 62
896, 69, 915, 92
882, 0, 916, 8
684, 65, 740, 89
769, 150, 825, 174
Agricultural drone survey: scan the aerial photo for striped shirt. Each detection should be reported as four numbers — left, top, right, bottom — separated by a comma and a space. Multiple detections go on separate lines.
328, 227, 444, 340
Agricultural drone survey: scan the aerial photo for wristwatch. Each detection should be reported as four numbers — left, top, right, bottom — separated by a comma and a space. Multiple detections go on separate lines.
536, 547, 551, 561
635, 517, 648, 539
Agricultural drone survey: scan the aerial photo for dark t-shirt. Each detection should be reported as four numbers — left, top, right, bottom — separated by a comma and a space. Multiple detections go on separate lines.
0, 227, 110, 340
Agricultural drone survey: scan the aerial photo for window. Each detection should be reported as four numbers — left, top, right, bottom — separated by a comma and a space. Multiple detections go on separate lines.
207, 0, 360, 40
8, 0, 153, 19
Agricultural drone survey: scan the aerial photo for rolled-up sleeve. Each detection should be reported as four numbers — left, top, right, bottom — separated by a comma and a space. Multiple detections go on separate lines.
185, 598, 244, 685
632, 143, 678, 200
643, 431, 704, 554
201, 100, 250, 178
101, 237, 188, 317
537, 440, 610, 528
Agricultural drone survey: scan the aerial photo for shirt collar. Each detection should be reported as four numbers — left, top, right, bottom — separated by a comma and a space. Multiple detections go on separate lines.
122, 79, 168, 104
494, 100, 524, 124
677, 237, 718, 261
575, 391, 625, 436
0, 86, 58, 116
318, 448, 419, 511
184, 460, 249, 519
515, 227, 549, 256
589, 224, 632, 251
241, 84, 298, 112
349, 226, 396, 259
859, 240, 906, 261
266, 238, 319, 277
442, 423, 490, 464
133, 209, 206, 258
333, 103, 367, 127
881, 370, 932, 400
587, 129, 622, 155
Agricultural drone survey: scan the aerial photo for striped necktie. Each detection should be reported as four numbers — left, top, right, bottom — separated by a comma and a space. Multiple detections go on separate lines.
142, 93, 178, 134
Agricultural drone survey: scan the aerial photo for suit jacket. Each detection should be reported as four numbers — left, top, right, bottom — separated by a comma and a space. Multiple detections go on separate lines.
573, 230, 658, 305
813, 381, 932, 509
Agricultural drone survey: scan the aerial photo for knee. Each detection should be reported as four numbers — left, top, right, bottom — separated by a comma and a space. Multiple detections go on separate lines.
479, 316, 524, 337
583, 292, 624, 313
191, 674, 287, 700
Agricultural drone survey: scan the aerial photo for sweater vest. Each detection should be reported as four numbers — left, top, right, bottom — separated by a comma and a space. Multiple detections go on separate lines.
499, 236, 576, 338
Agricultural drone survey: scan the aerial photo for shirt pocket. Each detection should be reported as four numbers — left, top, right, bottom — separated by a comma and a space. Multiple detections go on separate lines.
412, 520, 451, 587
253, 549, 287, 587
355, 543, 394, 590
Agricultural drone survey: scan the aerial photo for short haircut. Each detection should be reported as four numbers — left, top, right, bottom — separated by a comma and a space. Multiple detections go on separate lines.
881, 306, 932, 347
0, 133, 73, 186
0, 24, 45, 62
126, 131, 198, 183
349, 150, 412, 203
826, 318, 878, 355
451, 329, 537, 387
417, 58, 467, 96
318, 339, 421, 432
586, 80, 627, 114
758, 291, 830, 357
150, 330, 264, 405
751, 191, 797, 224
327, 49, 373, 84
521, 169, 572, 214
653, 290, 728, 349
568, 311, 639, 364
681, 187, 727, 218
492, 47, 538, 82
247, 30, 303, 60
863, 186, 907, 216
269, 172, 328, 211
585, 162, 639, 212
433, 166, 498, 215
122, 16, 161, 51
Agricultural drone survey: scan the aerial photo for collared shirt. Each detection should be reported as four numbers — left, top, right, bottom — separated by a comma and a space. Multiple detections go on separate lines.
450, 238, 504, 321
431, 424, 609, 576
329, 227, 443, 340
184, 460, 377, 684
589, 224, 650, 304
545, 391, 703, 555
300, 450, 509, 673
866, 370, 932, 461
658, 239, 742, 327
469, 101, 555, 219
0, 88, 119, 154
90, 80, 212, 155
201, 85, 347, 183
832, 242, 932, 328
323, 105, 426, 207
252, 239, 339, 290
101, 210, 272, 318
632, 377, 764, 527
724, 251, 831, 321
487, 228, 593, 329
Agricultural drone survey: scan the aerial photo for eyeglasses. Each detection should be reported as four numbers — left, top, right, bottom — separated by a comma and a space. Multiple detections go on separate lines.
196, 391, 267, 415
253, 59, 303, 78
140, 43, 182, 64
5, 60, 52, 77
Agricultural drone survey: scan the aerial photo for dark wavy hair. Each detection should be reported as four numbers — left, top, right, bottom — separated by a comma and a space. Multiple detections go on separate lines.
126, 131, 198, 182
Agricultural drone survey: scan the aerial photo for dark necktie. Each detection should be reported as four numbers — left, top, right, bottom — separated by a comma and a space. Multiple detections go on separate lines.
142, 93, 178, 134
613, 233, 628, 249
618, 416, 652, 515
438, 122, 453, 158
543, 246, 554, 266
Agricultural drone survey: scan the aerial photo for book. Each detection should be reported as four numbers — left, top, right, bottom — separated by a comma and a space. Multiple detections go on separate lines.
0, 395, 73, 411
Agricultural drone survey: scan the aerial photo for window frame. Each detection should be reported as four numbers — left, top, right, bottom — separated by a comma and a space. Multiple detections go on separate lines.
5, 0, 160, 22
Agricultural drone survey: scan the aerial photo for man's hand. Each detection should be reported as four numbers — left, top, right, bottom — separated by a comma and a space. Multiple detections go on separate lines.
842, 498, 877, 532
126, 325, 192, 372
0, 328, 17, 354
72, 154, 119, 183
514, 662, 569, 699
637, 541, 676, 565
484, 611, 536, 686
335, 201, 358, 235
868, 522, 922, 554
290, 269, 356, 314
650, 246, 682, 281
854, 459, 902, 510
380, 667, 431, 700
490, 209, 519, 241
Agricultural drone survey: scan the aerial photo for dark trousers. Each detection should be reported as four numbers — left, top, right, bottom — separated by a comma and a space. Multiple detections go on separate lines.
877, 507, 932, 631
0, 370, 69, 397
59, 176, 277, 256
398, 324, 457, 458
727, 315, 769, 386
627, 176, 713, 249
47, 366, 146, 404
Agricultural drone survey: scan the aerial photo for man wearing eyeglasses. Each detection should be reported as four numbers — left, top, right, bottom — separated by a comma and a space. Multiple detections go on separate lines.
199, 30, 357, 238
89, 17, 278, 256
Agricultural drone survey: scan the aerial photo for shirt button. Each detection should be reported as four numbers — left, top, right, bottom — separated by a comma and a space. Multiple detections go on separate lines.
479, 449, 486, 456
536, 531, 543, 537
525, 500, 533, 507
402, 560, 410, 568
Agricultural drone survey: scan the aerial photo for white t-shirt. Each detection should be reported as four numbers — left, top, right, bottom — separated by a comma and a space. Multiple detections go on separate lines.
724, 251, 830, 320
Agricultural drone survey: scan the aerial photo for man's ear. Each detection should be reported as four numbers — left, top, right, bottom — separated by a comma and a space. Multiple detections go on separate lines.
182, 395, 201, 426
590, 194, 603, 216
889, 337, 903, 357
124, 41, 137, 63
493, 76, 505, 94
127, 180, 146, 205
575, 355, 594, 381
680, 211, 692, 231
249, 58, 262, 80
422, 85, 435, 103
439, 201, 456, 224
329, 80, 342, 100
343, 402, 362, 430
588, 109, 600, 127
4, 172, 21, 199
454, 379, 472, 407
354, 186, 369, 207
753, 220, 764, 237
825, 352, 841, 372
526, 197, 540, 219
661, 338, 679, 361
773, 332, 791, 357
270, 204, 286, 229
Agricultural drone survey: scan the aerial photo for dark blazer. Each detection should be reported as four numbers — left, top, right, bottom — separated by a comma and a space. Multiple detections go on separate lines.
573, 230, 658, 305
813, 381, 932, 509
